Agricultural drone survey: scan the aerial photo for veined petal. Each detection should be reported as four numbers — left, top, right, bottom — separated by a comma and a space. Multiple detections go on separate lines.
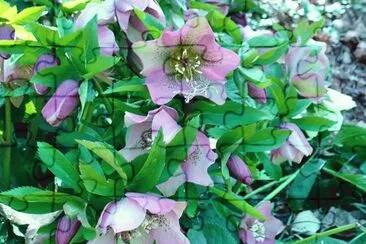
98, 26, 119, 56
152, 109, 181, 143
282, 122, 313, 156
56, 216, 80, 244
182, 132, 217, 186
181, 17, 215, 45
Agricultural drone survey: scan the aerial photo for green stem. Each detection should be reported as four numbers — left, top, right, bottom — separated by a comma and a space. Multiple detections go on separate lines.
225, 178, 232, 192
2, 98, 12, 189
243, 174, 292, 200
28, 97, 44, 146
93, 78, 113, 115
78, 102, 93, 132
232, 180, 242, 194
294, 224, 358, 244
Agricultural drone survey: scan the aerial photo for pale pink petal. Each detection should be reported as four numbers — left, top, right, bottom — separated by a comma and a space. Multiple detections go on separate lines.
281, 123, 313, 156
98, 26, 119, 56
151, 109, 181, 143
181, 17, 215, 45
74, 0, 115, 29
88, 229, 116, 244
126, 192, 176, 215
156, 168, 186, 197
182, 132, 217, 186
116, 11, 132, 32
97, 199, 146, 233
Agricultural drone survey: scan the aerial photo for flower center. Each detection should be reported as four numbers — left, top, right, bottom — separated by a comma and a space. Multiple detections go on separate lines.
142, 214, 169, 232
168, 47, 210, 103
138, 128, 153, 149
170, 47, 202, 82
250, 220, 266, 242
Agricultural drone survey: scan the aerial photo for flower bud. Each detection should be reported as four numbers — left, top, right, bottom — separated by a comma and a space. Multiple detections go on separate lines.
248, 83, 267, 103
56, 216, 80, 244
0, 26, 15, 59
33, 54, 60, 95
271, 122, 313, 164
227, 155, 253, 184
42, 80, 80, 127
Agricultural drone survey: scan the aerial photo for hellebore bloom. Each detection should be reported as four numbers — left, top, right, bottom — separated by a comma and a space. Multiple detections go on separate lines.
74, 0, 118, 56
56, 216, 80, 244
239, 201, 284, 244
119, 106, 180, 161
0, 26, 15, 59
285, 40, 329, 103
133, 17, 240, 105
157, 132, 218, 196
32, 54, 60, 95
248, 83, 267, 104
271, 122, 313, 164
93, 192, 189, 244
227, 155, 253, 185
41, 80, 80, 127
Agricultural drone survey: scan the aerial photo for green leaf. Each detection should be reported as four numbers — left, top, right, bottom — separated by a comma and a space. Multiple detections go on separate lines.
206, 10, 243, 44
334, 125, 366, 156
240, 128, 291, 152
323, 168, 366, 192
11, 6, 45, 25
79, 80, 96, 117
258, 152, 282, 180
209, 187, 266, 220
238, 67, 271, 88
291, 116, 337, 132
0, 187, 86, 214
61, 0, 91, 13
127, 130, 166, 192
293, 18, 325, 44
104, 77, 147, 94
133, 8, 164, 39
79, 162, 124, 197
76, 140, 130, 182
192, 101, 274, 126
288, 159, 326, 210
37, 142, 81, 192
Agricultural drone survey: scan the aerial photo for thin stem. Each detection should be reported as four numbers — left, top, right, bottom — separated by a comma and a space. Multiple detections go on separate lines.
243, 174, 292, 200
78, 102, 93, 132
294, 224, 359, 244
93, 78, 113, 115
2, 97, 12, 189
225, 178, 232, 193
27, 97, 44, 146
232, 180, 242, 194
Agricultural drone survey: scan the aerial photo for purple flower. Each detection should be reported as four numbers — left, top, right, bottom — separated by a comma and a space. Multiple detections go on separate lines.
239, 201, 284, 244
119, 106, 180, 161
271, 122, 313, 164
0, 26, 15, 59
41, 80, 80, 127
227, 155, 253, 185
231, 12, 247, 27
248, 83, 267, 104
132, 17, 240, 105
157, 131, 217, 196
93, 192, 189, 244
285, 40, 329, 103
32, 54, 60, 95
56, 216, 80, 244
97, 25, 120, 56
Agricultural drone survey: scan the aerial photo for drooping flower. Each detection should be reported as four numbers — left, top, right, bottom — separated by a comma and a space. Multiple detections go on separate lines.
41, 80, 80, 127
75, 0, 165, 42
56, 216, 80, 244
248, 83, 267, 104
119, 106, 180, 161
0, 26, 15, 59
271, 122, 313, 164
239, 201, 284, 244
133, 17, 240, 105
92, 192, 189, 244
32, 54, 60, 95
157, 131, 217, 196
285, 40, 329, 103
227, 155, 253, 185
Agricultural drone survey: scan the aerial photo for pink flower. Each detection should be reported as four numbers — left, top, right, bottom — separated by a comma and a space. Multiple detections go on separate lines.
132, 17, 240, 105
119, 106, 180, 161
56, 216, 80, 244
92, 192, 189, 244
32, 54, 60, 95
227, 155, 253, 185
285, 40, 329, 103
271, 122, 313, 164
41, 80, 80, 127
239, 202, 284, 244
157, 131, 217, 196
118, 106, 217, 196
